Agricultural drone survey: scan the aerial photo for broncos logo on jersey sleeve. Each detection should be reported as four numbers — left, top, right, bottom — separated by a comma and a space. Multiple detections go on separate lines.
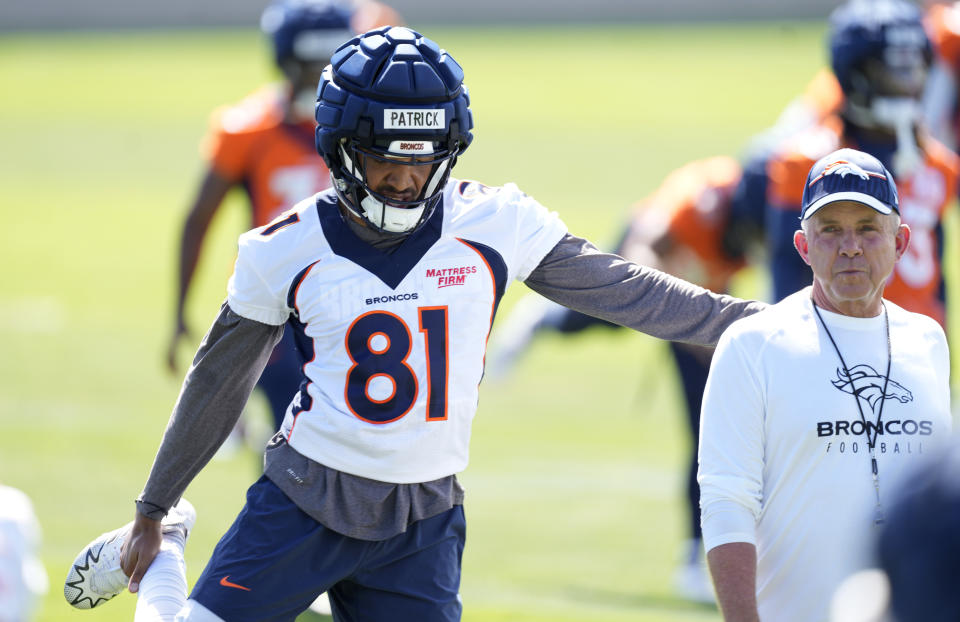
456, 180, 497, 201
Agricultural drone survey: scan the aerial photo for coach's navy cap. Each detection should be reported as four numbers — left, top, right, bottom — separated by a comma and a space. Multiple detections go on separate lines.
800, 148, 899, 220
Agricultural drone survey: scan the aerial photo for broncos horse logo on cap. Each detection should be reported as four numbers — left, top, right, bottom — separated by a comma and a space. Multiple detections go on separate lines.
809, 160, 887, 187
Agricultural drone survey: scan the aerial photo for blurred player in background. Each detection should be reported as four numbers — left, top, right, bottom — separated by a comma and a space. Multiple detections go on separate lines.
165, 0, 402, 434
488, 156, 750, 604
0, 483, 47, 622
874, 440, 960, 622
923, 1, 960, 149
730, 0, 960, 330
829, 438, 960, 622
749, 1, 960, 155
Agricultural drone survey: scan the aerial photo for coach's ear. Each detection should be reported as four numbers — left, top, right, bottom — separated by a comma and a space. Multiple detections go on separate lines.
794, 229, 811, 266
894, 222, 911, 260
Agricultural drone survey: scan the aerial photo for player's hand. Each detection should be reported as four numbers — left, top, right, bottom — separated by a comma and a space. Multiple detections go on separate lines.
120, 512, 163, 594
165, 320, 190, 375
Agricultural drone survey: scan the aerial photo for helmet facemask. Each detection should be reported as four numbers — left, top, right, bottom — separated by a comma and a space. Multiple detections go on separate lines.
334, 137, 457, 234
314, 27, 474, 232
843, 48, 929, 175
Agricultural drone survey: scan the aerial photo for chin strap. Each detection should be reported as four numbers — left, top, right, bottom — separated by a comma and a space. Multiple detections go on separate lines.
359, 194, 427, 233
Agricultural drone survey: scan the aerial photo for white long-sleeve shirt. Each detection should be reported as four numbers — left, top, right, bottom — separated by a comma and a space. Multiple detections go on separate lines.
698, 289, 952, 622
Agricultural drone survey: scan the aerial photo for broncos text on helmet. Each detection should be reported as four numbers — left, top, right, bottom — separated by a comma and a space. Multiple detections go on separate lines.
314, 26, 473, 234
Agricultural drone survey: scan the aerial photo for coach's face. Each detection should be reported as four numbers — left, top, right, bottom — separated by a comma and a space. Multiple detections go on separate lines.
794, 201, 910, 317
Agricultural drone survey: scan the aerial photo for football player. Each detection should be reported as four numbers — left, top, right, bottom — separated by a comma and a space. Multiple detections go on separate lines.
68, 27, 766, 621
730, 0, 960, 328
165, 0, 401, 433
0, 484, 47, 622
487, 156, 749, 605
923, 1, 960, 148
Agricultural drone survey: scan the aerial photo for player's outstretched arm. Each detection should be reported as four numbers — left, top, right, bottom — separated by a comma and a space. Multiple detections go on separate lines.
141, 304, 284, 519
524, 233, 767, 347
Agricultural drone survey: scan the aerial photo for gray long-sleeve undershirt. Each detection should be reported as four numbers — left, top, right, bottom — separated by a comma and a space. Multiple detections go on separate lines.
526, 234, 763, 346
138, 233, 766, 539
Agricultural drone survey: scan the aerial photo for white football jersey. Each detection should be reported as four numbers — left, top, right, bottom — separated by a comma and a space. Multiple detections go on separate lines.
228, 179, 567, 483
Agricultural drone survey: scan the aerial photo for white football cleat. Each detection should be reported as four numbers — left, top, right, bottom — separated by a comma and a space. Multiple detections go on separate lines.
64, 499, 196, 610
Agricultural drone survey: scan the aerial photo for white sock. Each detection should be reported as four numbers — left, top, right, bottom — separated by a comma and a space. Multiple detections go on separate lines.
133, 536, 188, 622
174, 599, 227, 621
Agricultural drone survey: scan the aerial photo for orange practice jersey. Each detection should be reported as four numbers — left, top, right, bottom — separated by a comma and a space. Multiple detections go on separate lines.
203, 85, 332, 228
627, 157, 746, 294
766, 118, 960, 326
927, 2, 960, 69
794, 68, 846, 124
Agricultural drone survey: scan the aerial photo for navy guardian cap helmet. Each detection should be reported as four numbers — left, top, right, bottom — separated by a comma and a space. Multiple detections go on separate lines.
261, 0, 355, 67
800, 148, 899, 221
315, 26, 473, 234
830, 0, 932, 105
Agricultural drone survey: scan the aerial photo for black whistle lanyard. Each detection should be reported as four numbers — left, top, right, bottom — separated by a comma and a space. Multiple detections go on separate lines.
812, 301, 891, 526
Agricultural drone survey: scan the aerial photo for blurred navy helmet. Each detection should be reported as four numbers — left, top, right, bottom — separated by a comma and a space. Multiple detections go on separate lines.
878, 443, 960, 622
829, 0, 932, 100
315, 26, 473, 234
260, 0, 355, 66
800, 148, 899, 220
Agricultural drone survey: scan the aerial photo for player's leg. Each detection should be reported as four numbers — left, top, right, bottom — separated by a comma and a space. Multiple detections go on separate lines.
134, 525, 190, 622
64, 499, 196, 617
185, 475, 361, 621
668, 342, 716, 604
329, 505, 465, 622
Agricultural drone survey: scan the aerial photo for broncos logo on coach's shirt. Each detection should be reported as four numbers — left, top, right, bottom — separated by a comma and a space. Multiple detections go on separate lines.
816, 362, 934, 447
831, 364, 914, 411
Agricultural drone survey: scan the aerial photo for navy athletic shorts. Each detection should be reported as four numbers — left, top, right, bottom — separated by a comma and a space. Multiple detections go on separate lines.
189, 475, 465, 622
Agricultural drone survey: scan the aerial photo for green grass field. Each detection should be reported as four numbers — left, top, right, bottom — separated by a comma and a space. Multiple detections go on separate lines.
0, 20, 864, 621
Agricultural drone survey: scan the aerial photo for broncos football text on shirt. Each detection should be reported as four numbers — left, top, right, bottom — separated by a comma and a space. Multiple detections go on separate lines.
228, 180, 566, 483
